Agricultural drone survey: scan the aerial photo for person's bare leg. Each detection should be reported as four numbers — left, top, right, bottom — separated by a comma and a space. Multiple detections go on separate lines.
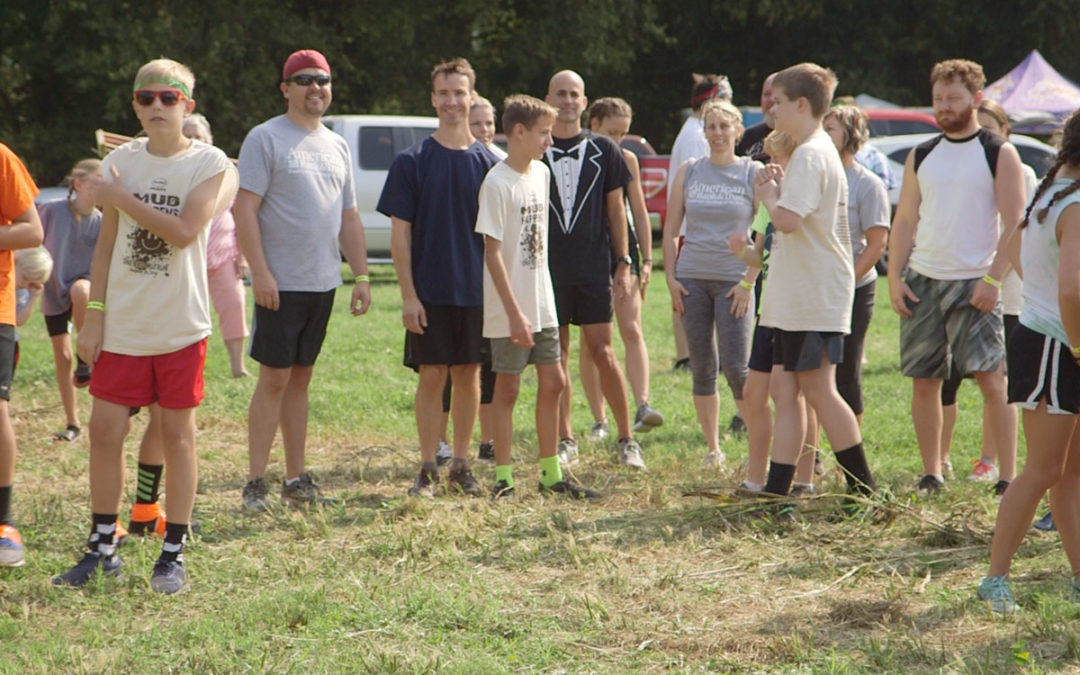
280, 365, 314, 480
769, 368, 805, 466
557, 325, 574, 440
940, 402, 957, 473
416, 365, 449, 464
247, 365, 290, 480
693, 392, 721, 452
615, 283, 649, 406
49, 334, 79, 428
975, 366, 1017, 482
87, 399, 130, 514
224, 338, 249, 377
912, 377, 944, 476
796, 364, 861, 452
536, 363, 566, 459
478, 404, 495, 446
492, 374, 519, 467
448, 363, 480, 460
581, 322, 632, 438
578, 332, 606, 424
158, 406, 198, 523
795, 399, 818, 486
1050, 427, 1080, 583
139, 404, 166, 465
743, 370, 772, 486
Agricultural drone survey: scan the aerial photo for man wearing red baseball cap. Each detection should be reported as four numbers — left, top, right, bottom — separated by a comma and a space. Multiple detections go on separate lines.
235, 49, 371, 511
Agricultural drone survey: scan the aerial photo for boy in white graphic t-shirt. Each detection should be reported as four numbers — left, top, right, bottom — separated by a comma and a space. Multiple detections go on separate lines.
53, 58, 236, 594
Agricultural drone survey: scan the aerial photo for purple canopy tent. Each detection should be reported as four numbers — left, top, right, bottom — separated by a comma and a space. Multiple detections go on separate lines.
985, 50, 1080, 134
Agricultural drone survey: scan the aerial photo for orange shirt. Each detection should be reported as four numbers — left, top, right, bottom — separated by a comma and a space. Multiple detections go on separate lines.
0, 143, 38, 325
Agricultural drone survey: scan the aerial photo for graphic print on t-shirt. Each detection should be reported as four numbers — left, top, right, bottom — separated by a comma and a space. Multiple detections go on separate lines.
124, 179, 177, 276
547, 137, 602, 236
286, 149, 345, 178
520, 198, 545, 269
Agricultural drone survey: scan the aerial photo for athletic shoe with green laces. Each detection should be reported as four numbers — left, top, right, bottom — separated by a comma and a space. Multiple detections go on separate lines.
52, 551, 122, 587
150, 559, 189, 594
976, 575, 1017, 614
538, 480, 603, 500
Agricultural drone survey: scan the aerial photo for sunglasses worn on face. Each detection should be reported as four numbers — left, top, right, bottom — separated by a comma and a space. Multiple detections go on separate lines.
288, 74, 331, 87
133, 89, 185, 106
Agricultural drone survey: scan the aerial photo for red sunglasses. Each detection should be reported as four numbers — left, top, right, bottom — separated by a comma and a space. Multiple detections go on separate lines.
133, 89, 186, 107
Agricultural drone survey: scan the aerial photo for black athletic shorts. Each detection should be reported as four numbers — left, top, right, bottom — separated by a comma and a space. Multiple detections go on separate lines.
1008, 322, 1080, 414
250, 289, 335, 368
554, 282, 613, 326
44, 308, 72, 337
772, 328, 844, 372
403, 304, 484, 367
0, 326, 15, 400
748, 321, 774, 373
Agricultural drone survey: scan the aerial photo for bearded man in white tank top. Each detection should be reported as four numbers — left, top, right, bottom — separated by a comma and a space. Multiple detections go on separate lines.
887, 59, 1027, 494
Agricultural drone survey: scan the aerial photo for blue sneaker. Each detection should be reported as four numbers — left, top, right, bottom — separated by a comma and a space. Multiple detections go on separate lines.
976, 575, 1016, 614
1033, 511, 1056, 532
0, 524, 25, 567
52, 551, 122, 587
150, 559, 189, 594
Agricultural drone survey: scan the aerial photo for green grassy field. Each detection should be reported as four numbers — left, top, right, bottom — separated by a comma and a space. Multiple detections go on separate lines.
2, 259, 1078, 674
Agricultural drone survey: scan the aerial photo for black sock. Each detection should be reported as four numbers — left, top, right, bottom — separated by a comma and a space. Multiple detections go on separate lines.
136, 463, 164, 504
763, 462, 796, 497
0, 484, 11, 524
159, 522, 188, 563
834, 443, 875, 495
421, 461, 437, 474
89, 513, 118, 556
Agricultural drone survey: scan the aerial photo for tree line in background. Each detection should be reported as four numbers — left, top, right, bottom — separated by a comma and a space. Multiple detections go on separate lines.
2, 0, 1077, 185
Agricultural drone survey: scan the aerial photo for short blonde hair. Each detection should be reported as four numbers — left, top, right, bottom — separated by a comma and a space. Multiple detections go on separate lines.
700, 99, 744, 141
763, 130, 797, 161
471, 95, 495, 113
824, 105, 869, 155
502, 94, 556, 134
773, 63, 838, 119
134, 58, 195, 98
930, 59, 985, 95
15, 247, 53, 285
182, 114, 214, 144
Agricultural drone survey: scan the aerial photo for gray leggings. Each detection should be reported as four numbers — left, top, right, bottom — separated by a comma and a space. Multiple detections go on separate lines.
678, 277, 753, 398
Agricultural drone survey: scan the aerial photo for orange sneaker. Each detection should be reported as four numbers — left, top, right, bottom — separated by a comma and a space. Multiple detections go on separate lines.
0, 523, 24, 567
128, 502, 166, 538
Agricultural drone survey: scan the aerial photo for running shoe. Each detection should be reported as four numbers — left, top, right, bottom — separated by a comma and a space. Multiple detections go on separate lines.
702, 450, 726, 469
618, 437, 646, 469
789, 483, 817, 498
52, 551, 121, 587
407, 468, 439, 498
814, 451, 826, 477
538, 480, 603, 500
490, 480, 515, 500
976, 575, 1016, 614
726, 414, 747, 436
557, 438, 580, 467
588, 419, 609, 441
0, 524, 24, 567
73, 359, 91, 388
967, 459, 998, 482
673, 358, 691, 373
435, 440, 453, 467
242, 477, 269, 512
1033, 511, 1056, 532
447, 464, 483, 496
281, 473, 336, 507
150, 559, 189, 594
633, 403, 665, 433
477, 441, 495, 464
916, 474, 945, 494
992, 480, 1010, 499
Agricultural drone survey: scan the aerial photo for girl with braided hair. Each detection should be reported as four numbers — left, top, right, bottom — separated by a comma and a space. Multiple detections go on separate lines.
977, 110, 1080, 613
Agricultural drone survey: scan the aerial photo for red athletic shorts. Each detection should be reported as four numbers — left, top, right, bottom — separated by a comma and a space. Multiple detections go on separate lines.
89, 339, 207, 409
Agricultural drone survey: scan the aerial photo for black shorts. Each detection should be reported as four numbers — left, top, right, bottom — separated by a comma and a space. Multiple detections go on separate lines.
554, 283, 613, 326
772, 328, 844, 372
748, 321, 774, 373
0, 326, 15, 401
44, 308, 72, 337
1007, 322, 1080, 414
250, 289, 335, 368
403, 304, 484, 367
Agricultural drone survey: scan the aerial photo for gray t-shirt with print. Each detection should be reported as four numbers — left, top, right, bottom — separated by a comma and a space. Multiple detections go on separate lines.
238, 115, 356, 292
676, 156, 760, 281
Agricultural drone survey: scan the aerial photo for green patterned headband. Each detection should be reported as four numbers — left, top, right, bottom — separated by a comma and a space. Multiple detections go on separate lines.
133, 77, 192, 99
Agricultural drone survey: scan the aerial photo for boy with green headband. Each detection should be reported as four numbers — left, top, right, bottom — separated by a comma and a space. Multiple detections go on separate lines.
53, 58, 237, 593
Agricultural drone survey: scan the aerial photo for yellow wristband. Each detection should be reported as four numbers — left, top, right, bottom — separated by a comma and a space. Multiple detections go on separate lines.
86, 301, 105, 312
738, 280, 754, 291
354, 274, 370, 283
1071, 345, 1080, 357
982, 274, 1002, 289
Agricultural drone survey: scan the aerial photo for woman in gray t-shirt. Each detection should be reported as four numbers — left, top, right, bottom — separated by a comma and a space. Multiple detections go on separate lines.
823, 105, 889, 422
663, 100, 762, 467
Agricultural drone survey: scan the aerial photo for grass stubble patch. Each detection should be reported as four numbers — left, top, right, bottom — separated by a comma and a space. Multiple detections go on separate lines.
2, 271, 1079, 672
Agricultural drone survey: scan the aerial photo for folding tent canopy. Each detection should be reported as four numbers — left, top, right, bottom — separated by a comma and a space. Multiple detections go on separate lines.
985, 49, 1080, 134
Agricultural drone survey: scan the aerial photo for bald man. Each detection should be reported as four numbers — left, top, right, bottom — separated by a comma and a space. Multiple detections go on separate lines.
541, 70, 645, 470
736, 72, 778, 160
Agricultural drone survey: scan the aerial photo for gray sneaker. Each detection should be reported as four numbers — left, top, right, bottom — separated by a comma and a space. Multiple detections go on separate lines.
52, 551, 122, 587
407, 468, 439, 498
435, 440, 453, 467
150, 559, 189, 595
242, 477, 270, 512
633, 403, 665, 433
588, 419, 609, 441
280, 473, 336, 507
618, 437, 646, 469
557, 438, 580, 467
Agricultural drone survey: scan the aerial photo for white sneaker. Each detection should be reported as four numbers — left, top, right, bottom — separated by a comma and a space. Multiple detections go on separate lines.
557, 438, 580, 467
618, 438, 646, 469
588, 419, 609, 441
702, 450, 725, 469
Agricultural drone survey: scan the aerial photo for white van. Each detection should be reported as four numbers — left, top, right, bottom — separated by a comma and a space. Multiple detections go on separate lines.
321, 114, 438, 260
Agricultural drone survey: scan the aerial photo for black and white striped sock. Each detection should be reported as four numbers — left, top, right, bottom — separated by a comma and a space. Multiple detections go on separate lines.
158, 522, 187, 563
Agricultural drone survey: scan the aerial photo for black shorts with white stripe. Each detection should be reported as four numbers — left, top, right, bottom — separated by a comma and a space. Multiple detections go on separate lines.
1007, 322, 1080, 415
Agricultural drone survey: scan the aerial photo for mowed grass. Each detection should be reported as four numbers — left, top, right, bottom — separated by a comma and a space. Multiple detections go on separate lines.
3, 256, 1079, 674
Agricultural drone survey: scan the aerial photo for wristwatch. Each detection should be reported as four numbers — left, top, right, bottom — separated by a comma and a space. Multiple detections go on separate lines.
616, 255, 633, 267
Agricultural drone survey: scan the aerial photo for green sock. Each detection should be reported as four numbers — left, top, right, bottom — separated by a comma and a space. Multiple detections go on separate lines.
539, 455, 563, 488
495, 465, 514, 488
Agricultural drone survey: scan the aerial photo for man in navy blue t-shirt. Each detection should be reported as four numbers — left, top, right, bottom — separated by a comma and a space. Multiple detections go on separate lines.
377, 58, 498, 498
542, 70, 645, 470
